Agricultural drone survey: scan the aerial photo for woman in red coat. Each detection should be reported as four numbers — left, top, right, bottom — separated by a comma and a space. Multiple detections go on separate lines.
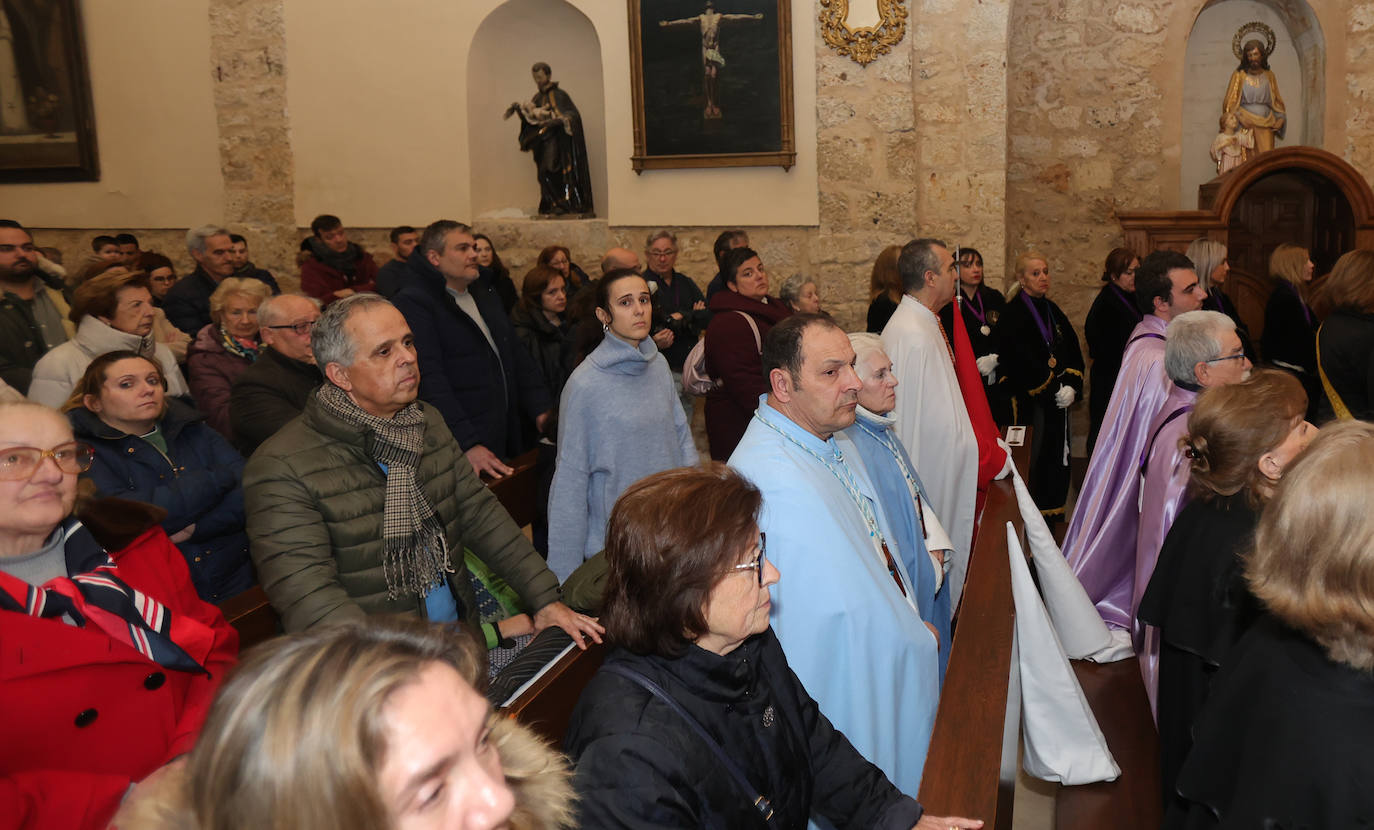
703, 247, 793, 460
0, 401, 238, 830
185, 277, 273, 440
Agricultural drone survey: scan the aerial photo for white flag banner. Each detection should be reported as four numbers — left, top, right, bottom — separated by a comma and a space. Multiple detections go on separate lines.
1007, 522, 1122, 785
1010, 467, 1133, 662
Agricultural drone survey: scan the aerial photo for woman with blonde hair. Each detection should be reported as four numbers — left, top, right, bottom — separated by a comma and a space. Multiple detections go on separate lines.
116, 616, 575, 830
1138, 369, 1314, 812
186, 277, 274, 439
865, 245, 903, 333
1186, 238, 1254, 360
1261, 242, 1323, 418
1314, 249, 1374, 419
992, 251, 1084, 517
1166, 420, 1374, 827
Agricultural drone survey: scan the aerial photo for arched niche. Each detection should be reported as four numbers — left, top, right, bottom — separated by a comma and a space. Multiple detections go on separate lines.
467, 0, 606, 219
1179, 0, 1324, 205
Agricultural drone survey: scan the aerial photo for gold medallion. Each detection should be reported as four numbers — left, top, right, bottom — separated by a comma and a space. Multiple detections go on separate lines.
1048, 356, 1057, 368
980, 325, 991, 336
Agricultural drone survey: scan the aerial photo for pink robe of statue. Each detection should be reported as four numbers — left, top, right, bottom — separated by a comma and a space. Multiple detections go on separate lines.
1062, 315, 1171, 630
1133, 382, 1197, 718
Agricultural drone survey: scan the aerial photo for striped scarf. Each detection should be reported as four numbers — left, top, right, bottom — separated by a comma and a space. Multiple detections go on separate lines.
315, 383, 453, 599
0, 527, 205, 673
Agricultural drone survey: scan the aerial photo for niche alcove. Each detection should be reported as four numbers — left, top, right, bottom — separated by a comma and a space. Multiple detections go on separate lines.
1118, 146, 1374, 340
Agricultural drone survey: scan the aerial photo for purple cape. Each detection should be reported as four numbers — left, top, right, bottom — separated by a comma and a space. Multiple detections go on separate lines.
1133, 382, 1196, 717
1062, 315, 1170, 629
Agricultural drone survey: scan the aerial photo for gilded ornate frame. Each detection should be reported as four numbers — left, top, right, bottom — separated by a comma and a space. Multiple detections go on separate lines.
818, 0, 909, 67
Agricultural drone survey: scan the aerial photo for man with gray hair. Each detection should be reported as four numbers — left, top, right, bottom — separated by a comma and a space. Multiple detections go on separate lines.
644, 229, 707, 415
244, 293, 602, 648
1134, 309, 1249, 710
229, 293, 323, 455
164, 224, 279, 334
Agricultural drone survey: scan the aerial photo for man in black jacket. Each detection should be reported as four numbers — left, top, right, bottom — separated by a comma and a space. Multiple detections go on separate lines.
229, 293, 323, 455
164, 225, 280, 335
392, 220, 552, 478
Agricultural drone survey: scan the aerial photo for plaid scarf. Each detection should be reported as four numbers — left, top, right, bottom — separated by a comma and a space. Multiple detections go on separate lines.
0, 527, 206, 674
316, 383, 453, 599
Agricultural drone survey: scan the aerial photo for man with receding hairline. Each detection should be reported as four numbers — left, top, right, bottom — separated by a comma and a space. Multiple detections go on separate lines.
729, 313, 942, 798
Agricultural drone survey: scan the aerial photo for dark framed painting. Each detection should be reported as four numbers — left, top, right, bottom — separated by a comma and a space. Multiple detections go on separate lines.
628, 0, 795, 171
0, 0, 99, 183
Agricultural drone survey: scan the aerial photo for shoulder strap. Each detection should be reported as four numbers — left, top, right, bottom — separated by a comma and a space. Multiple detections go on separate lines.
1126, 331, 1165, 347
1316, 323, 1353, 421
1140, 404, 1194, 477
602, 663, 776, 825
734, 310, 762, 353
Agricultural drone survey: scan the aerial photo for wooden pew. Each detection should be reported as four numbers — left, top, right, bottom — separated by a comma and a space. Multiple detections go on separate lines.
484, 448, 542, 528
218, 584, 280, 650
918, 436, 1031, 830
499, 636, 607, 746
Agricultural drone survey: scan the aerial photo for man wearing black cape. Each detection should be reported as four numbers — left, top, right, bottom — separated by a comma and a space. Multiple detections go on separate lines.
505, 62, 594, 217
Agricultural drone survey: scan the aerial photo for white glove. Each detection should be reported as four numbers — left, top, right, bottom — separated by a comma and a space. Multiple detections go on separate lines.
976, 353, 999, 377
1054, 385, 1076, 409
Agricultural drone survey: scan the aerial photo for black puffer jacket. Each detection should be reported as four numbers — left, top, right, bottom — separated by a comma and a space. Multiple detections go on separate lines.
565, 629, 922, 829
511, 304, 573, 403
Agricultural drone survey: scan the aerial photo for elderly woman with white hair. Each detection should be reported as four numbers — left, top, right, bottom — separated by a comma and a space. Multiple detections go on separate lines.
1134, 309, 1251, 714
779, 273, 824, 316
843, 331, 952, 679
1185, 238, 1254, 361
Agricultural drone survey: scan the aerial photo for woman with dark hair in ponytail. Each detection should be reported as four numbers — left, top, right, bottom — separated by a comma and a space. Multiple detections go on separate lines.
1138, 368, 1315, 813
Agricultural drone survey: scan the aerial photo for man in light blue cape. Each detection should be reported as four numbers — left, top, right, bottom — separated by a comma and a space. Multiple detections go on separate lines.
729, 314, 940, 800
844, 331, 952, 683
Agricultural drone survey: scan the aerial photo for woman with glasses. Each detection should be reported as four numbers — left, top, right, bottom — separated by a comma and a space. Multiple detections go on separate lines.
537, 244, 590, 295
66, 351, 253, 603
1083, 247, 1141, 454
0, 399, 239, 830
565, 465, 982, 830
186, 277, 274, 440
137, 252, 193, 362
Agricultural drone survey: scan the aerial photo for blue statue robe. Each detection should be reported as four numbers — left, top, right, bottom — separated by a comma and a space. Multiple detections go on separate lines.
845, 407, 951, 683
729, 398, 940, 798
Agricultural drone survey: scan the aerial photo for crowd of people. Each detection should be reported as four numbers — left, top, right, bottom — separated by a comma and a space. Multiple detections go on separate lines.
2, 211, 1373, 828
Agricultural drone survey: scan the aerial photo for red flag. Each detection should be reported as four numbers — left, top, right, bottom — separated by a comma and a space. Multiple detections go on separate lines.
947, 295, 1008, 488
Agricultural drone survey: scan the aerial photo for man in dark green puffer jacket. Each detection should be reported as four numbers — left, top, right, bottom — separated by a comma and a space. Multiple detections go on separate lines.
243, 293, 603, 646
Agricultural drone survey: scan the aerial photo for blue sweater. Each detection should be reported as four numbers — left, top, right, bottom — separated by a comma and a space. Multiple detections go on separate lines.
547, 334, 697, 580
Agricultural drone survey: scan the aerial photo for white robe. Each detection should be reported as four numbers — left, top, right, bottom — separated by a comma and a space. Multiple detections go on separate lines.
882, 295, 979, 610
729, 399, 940, 797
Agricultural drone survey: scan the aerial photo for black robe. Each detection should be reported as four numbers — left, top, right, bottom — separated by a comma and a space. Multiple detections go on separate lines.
1165, 615, 1374, 828
517, 82, 594, 215
1202, 287, 1255, 363
1137, 496, 1261, 813
993, 291, 1084, 516
1083, 282, 1142, 455
1261, 281, 1324, 421
940, 284, 1009, 425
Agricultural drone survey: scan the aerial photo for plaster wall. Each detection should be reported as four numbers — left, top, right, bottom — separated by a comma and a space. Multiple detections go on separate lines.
5, 0, 223, 228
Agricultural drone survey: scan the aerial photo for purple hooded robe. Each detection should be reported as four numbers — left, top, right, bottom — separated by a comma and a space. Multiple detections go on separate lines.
1062, 315, 1170, 629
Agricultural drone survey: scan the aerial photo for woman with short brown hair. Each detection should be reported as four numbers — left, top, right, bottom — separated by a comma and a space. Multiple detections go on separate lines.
1166, 420, 1374, 827
565, 465, 981, 830
1139, 368, 1315, 810
28, 267, 189, 407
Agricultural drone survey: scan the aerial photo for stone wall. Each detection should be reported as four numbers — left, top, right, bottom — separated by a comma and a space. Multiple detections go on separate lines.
1347, 0, 1374, 182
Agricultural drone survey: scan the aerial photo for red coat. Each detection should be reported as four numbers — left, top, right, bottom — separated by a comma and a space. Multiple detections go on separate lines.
299, 249, 379, 304
702, 290, 792, 461
0, 520, 239, 830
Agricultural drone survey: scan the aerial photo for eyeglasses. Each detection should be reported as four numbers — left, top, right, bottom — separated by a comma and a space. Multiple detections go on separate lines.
1203, 352, 1249, 364
648, 249, 677, 259
730, 532, 767, 586
265, 320, 317, 336
0, 441, 94, 481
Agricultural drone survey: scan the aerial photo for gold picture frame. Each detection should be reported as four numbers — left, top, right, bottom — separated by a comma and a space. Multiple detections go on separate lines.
628, 0, 795, 172
818, 0, 909, 67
